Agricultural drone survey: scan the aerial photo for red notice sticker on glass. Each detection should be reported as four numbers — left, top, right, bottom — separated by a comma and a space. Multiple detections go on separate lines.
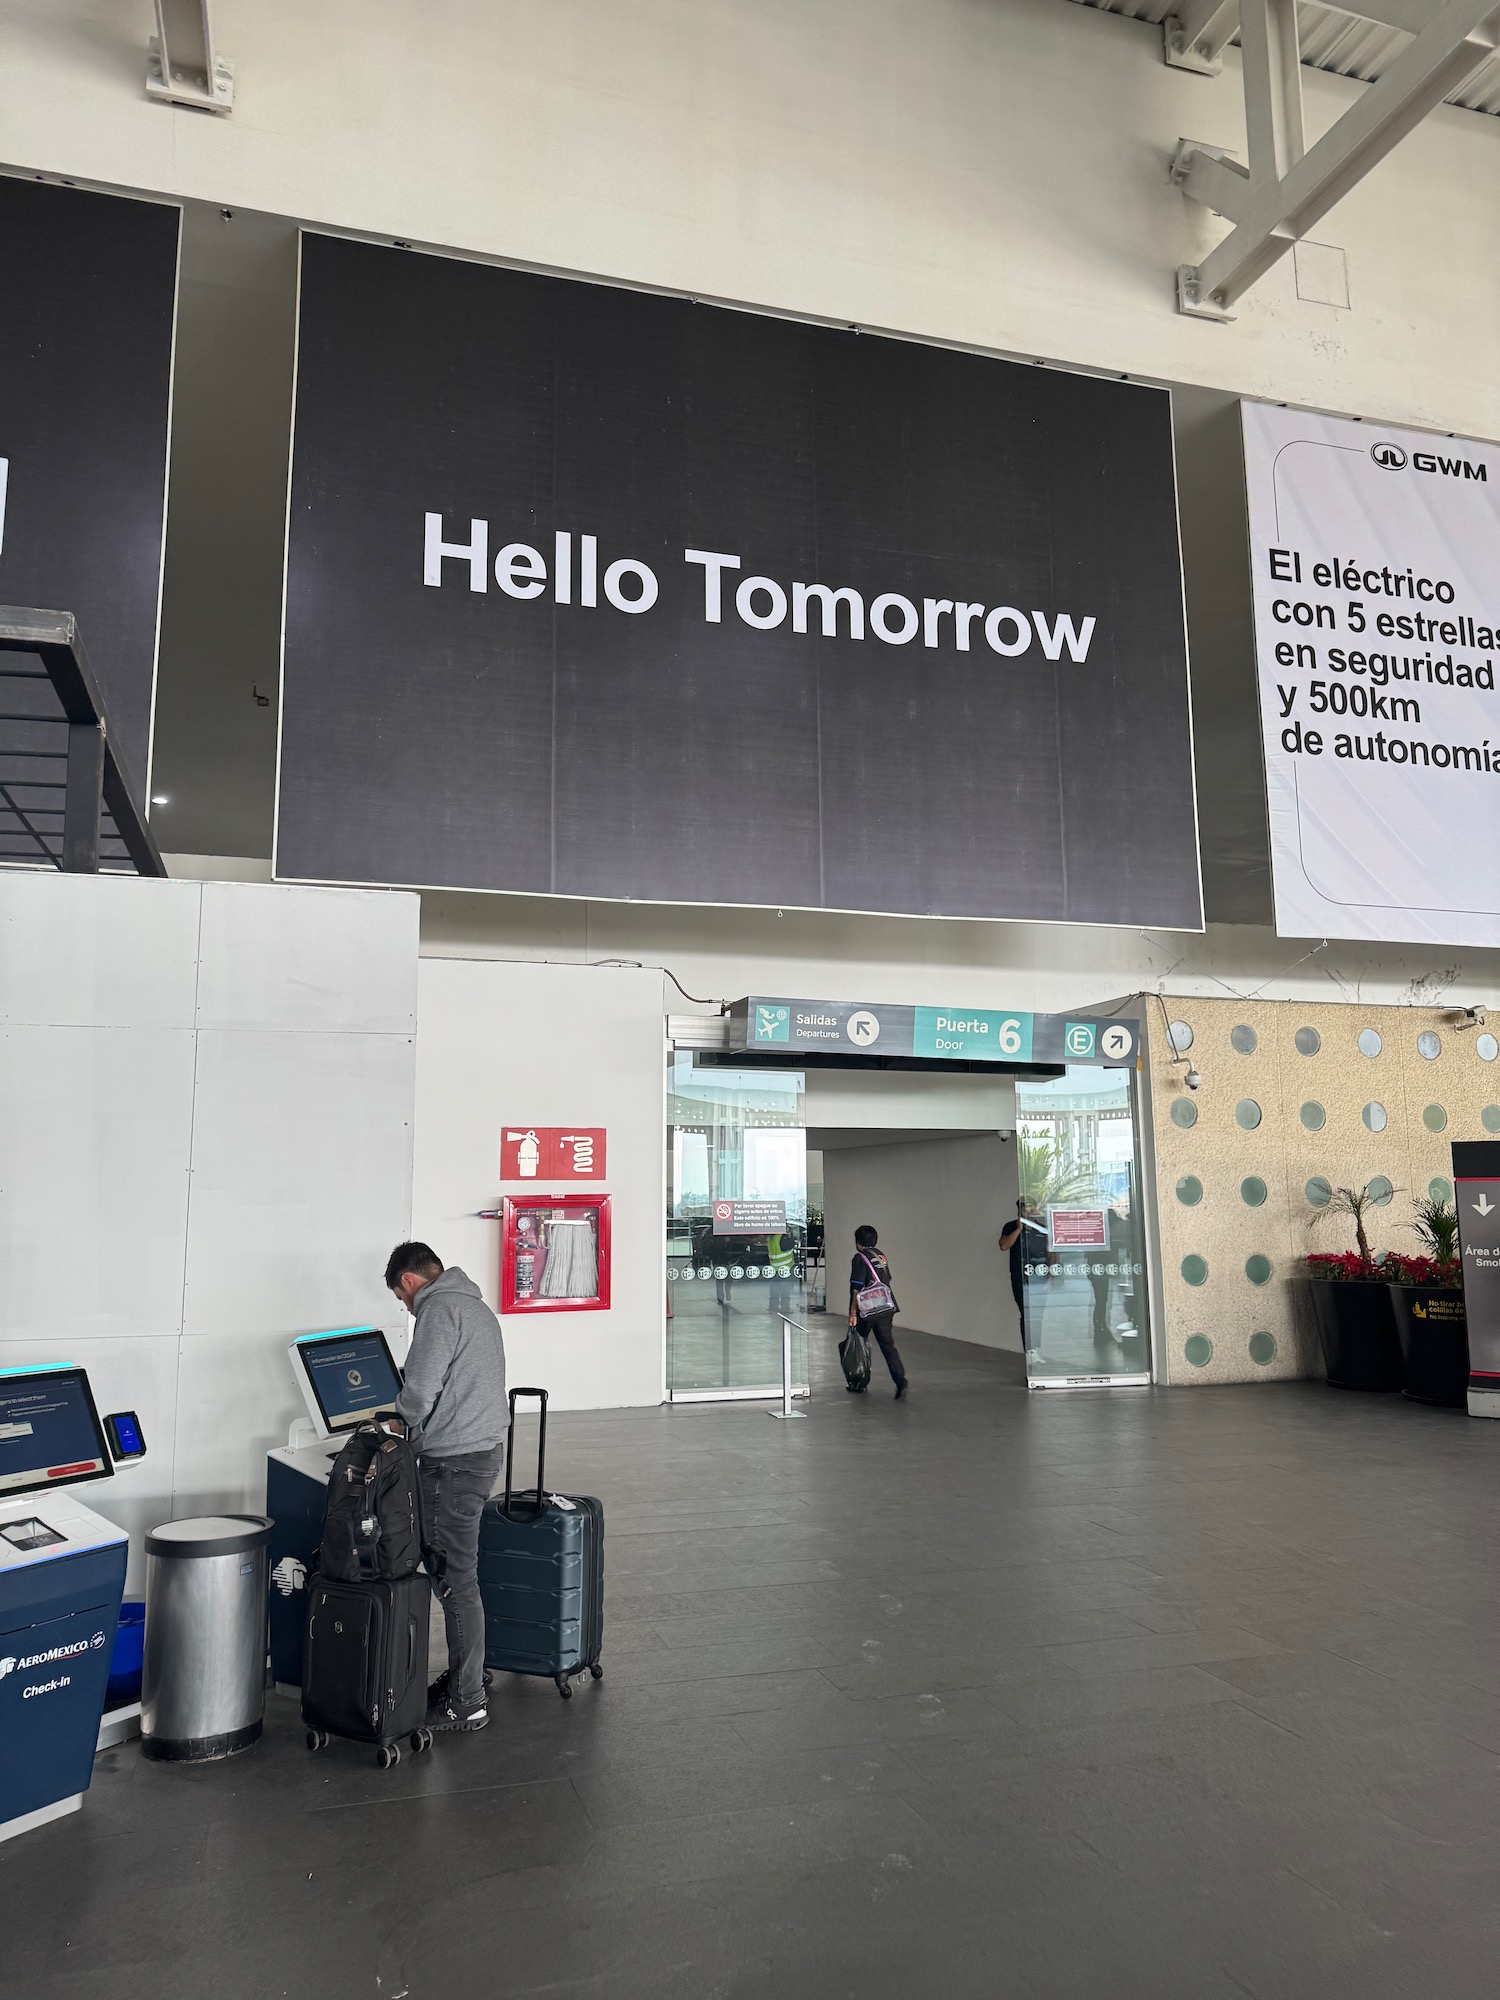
1048, 1206, 1108, 1250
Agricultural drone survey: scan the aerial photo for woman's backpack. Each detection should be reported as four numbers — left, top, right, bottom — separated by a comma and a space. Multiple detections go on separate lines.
318, 1424, 426, 1582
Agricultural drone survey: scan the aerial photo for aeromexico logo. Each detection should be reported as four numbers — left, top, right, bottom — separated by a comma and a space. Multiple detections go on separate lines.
0, 1632, 104, 1680
421, 516, 1099, 665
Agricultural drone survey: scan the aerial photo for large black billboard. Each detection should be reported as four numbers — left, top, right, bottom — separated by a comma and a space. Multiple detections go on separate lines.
0, 177, 180, 805
278, 233, 1201, 925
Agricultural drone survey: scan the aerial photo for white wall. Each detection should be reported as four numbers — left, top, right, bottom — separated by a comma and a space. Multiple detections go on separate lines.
0, 873, 418, 1584
4, 0, 1498, 439
823, 1132, 1021, 1352
805, 1068, 1015, 1131
421, 892, 1500, 1026
411, 958, 667, 1411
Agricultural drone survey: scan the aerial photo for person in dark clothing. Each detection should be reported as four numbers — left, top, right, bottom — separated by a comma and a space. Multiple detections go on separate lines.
849, 1224, 908, 1398
1000, 1207, 1026, 1345
1089, 1200, 1133, 1347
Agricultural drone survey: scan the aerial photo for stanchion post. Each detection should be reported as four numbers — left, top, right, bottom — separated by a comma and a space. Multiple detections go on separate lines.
769, 1315, 806, 1419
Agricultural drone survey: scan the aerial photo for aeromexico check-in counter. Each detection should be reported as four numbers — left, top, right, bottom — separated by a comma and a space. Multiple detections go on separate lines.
266, 1328, 406, 1687
0, 1330, 402, 1846
0, 1366, 146, 1844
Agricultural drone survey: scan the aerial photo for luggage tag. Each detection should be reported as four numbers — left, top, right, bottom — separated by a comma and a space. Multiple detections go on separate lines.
549, 1493, 578, 1512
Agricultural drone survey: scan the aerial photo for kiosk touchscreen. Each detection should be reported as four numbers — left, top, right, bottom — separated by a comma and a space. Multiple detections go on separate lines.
0, 1366, 129, 1844
288, 1328, 404, 1439
269, 1330, 405, 1689
0, 1365, 113, 1495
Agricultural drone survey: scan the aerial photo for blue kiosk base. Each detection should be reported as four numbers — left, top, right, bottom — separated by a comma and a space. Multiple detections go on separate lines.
1, 1489, 128, 1845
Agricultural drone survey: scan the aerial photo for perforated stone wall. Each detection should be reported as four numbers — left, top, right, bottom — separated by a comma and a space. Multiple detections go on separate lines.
1143, 995, 1495, 1385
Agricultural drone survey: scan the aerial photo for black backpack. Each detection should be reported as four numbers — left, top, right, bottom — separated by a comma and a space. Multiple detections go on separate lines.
318, 1424, 426, 1582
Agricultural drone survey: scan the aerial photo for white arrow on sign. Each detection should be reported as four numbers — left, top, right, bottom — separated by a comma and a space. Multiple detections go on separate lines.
1474, 1194, 1495, 1216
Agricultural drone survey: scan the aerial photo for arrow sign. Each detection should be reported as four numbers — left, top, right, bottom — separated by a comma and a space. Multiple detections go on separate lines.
1476, 1194, 1495, 1216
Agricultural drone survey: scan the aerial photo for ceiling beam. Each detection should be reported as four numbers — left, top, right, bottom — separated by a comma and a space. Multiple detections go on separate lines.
147, 0, 234, 113
1177, 0, 1500, 315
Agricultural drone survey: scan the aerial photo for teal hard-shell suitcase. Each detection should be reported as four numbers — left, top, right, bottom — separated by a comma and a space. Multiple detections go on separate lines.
477, 1388, 604, 1699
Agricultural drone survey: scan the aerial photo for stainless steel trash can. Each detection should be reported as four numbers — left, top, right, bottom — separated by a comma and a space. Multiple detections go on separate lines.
140, 1515, 272, 1762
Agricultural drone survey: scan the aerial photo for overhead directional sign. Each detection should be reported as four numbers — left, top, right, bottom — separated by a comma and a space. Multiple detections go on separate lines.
728, 998, 1138, 1066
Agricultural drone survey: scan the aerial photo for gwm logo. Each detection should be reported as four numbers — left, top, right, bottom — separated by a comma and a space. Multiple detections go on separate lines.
1371, 439, 1487, 482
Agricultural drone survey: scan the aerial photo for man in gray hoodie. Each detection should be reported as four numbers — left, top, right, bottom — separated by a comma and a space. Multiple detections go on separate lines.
386, 1241, 508, 1733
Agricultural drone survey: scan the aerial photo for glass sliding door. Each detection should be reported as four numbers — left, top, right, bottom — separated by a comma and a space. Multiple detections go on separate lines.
666, 1055, 809, 1400
1015, 1065, 1151, 1388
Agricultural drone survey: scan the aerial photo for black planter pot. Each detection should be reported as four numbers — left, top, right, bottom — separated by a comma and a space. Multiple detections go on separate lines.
1388, 1285, 1468, 1409
1305, 1278, 1404, 1391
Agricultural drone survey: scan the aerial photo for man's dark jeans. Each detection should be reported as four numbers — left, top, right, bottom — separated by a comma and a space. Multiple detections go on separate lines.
420, 1444, 504, 1708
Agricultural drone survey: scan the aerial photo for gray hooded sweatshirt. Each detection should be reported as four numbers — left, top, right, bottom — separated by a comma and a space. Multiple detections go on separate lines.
395, 1266, 508, 1458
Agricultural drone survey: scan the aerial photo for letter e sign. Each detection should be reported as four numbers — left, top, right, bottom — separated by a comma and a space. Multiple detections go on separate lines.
501, 1127, 607, 1180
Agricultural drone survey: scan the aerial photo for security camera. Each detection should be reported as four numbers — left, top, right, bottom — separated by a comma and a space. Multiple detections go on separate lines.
1184, 1068, 1202, 1091
1450, 1006, 1486, 1030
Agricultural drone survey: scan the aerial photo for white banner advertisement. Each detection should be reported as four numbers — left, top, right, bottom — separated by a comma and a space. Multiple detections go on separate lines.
1243, 399, 1500, 945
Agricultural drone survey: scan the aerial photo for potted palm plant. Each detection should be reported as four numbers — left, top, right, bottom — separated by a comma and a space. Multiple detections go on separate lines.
1386, 1196, 1467, 1408
1304, 1182, 1405, 1391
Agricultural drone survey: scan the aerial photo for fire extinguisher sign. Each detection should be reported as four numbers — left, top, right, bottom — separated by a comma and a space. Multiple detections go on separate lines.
500, 1127, 607, 1180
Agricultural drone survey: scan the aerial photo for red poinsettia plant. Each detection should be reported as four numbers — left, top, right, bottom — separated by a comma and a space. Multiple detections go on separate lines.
1306, 1191, 1462, 1289
1305, 1250, 1377, 1284
1383, 1252, 1459, 1288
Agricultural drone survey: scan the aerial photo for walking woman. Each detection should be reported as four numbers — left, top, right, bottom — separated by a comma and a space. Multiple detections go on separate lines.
849, 1224, 908, 1399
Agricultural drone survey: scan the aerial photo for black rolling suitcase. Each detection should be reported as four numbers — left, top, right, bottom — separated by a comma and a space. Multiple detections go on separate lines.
302, 1572, 433, 1767
301, 1423, 437, 1768
477, 1388, 604, 1699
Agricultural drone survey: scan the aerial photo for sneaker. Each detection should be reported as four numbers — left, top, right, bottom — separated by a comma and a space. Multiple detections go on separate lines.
427, 1668, 493, 1706
427, 1695, 488, 1732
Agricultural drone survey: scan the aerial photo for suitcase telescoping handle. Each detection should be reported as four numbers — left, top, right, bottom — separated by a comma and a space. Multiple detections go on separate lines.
503, 1387, 548, 1519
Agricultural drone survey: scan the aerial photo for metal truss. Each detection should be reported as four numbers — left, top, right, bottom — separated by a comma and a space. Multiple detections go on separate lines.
0, 609, 166, 877
1170, 0, 1500, 316
147, 0, 234, 114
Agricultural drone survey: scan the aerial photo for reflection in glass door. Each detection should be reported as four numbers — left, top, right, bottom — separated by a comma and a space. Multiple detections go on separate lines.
1015, 1065, 1151, 1388
666, 1055, 809, 1399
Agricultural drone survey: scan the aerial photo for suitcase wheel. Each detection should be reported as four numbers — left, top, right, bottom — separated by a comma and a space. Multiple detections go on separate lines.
410, 1728, 434, 1755
305, 1729, 330, 1752
590, 1663, 604, 1681
556, 1675, 573, 1699
377, 1741, 402, 1769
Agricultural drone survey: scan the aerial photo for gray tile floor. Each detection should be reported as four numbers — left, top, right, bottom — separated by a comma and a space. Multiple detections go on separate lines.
14, 1331, 1500, 1998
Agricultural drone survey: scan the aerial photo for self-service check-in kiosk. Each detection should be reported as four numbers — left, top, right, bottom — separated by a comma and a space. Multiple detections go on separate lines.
266, 1328, 404, 1688
0, 1364, 145, 1843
